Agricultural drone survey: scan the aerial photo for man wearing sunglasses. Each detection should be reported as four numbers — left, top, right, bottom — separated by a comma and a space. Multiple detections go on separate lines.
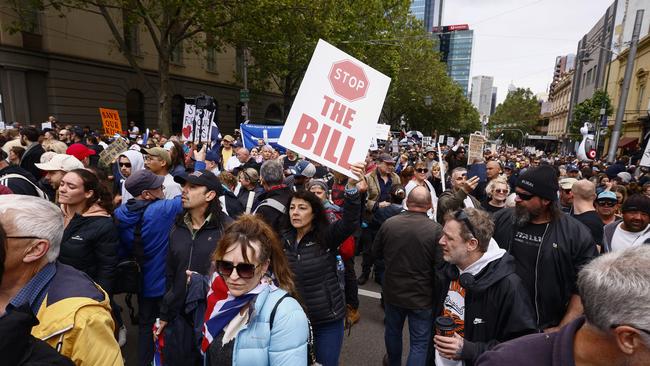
114, 150, 145, 205
492, 165, 598, 333
602, 194, 650, 253
594, 191, 619, 225
476, 246, 650, 366
558, 177, 577, 214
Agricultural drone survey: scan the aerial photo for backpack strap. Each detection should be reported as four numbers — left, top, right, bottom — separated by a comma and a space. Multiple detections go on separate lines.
245, 191, 256, 214
254, 198, 286, 215
0, 173, 47, 199
269, 293, 291, 331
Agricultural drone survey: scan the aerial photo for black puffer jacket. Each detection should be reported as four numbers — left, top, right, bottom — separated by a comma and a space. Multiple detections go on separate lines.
160, 212, 233, 323
59, 214, 119, 294
492, 208, 598, 330
255, 186, 292, 228
280, 190, 361, 325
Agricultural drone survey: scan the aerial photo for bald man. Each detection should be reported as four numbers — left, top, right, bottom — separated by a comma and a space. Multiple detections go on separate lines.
373, 185, 443, 365
572, 180, 603, 249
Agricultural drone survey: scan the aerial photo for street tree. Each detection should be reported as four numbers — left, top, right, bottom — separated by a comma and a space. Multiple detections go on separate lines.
490, 88, 541, 144
8, 0, 244, 134
571, 89, 612, 135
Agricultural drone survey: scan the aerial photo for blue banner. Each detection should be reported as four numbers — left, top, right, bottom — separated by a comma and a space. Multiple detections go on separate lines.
240, 124, 285, 153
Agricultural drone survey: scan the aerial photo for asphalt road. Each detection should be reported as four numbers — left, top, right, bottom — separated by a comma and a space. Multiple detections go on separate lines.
116, 256, 411, 365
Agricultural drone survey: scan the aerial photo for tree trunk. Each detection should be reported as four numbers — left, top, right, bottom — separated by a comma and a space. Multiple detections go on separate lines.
158, 53, 172, 135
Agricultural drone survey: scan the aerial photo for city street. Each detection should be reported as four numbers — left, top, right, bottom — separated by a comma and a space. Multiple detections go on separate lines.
117, 258, 410, 366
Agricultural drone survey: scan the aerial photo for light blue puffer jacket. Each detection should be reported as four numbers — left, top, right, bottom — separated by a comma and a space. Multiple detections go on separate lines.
232, 286, 309, 365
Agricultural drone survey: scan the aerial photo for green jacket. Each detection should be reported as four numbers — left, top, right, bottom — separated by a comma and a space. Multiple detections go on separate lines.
436, 188, 481, 223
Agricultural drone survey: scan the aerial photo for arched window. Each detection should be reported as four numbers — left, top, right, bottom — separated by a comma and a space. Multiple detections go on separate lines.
264, 103, 283, 123
126, 89, 145, 129
171, 94, 185, 133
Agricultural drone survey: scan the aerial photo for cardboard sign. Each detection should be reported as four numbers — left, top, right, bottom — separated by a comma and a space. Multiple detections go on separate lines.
98, 137, 129, 167
641, 140, 650, 167
278, 39, 391, 179
375, 123, 391, 140
467, 133, 486, 165
181, 104, 214, 143
41, 122, 52, 130
99, 108, 123, 136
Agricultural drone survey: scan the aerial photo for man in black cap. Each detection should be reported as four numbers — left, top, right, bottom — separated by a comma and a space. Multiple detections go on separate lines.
157, 170, 233, 364
602, 193, 650, 252
492, 165, 598, 333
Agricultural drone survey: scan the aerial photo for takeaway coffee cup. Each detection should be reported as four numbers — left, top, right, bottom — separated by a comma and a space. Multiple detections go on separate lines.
435, 316, 455, 337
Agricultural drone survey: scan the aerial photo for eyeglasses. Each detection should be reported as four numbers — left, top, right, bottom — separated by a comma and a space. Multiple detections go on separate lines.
216, 260, 260, 279
6, 235, 41, 240
119, 162, 132, 168
596, 200, 616, 207
416, 168, 429, 173
515, 191, 536, 201
494, 189, 508, 194
454, 210, 477, 239
611, 324, 650, 336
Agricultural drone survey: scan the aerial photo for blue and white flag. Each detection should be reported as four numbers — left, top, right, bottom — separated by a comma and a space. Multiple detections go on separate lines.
240, 124, 285, 153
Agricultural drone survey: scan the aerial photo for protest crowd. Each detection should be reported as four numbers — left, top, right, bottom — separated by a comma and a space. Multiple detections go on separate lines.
0, 117, 649, 366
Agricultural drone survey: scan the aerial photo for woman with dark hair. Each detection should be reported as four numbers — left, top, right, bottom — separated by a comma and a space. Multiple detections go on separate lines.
168, 140, 187, 177
280, 162, 366, 366
201, 214, 309, 366
58, 168, 119, 294
8, 146, 25, 165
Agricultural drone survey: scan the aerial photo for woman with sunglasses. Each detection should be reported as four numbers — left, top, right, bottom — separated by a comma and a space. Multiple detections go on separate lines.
404, 161, 438, 220
427, 161, 445, 197
482, 176, 510, 214
203, 215, 309, 365
279, 162, 366, 366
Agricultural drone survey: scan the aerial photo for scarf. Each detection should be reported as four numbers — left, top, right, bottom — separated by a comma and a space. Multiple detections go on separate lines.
201, 272, 276, 354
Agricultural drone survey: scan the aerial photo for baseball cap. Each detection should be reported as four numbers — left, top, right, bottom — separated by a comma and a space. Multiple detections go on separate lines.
174, 170, 222, 194
66, 143, 96, 161
424, 146, 435, 154
617, 172, 632, 184
622, 194, 650, 215
291, 160, 316, 178
504, 162, 515, 170
35, 153, 84, 172
125, 169, 165, 197
559, 177, 578, 190
597, 191, 618, 201
566, 164, 579, 172
379, 153, 394, 163
205, 149, 220, 163
144, 147, 172, 166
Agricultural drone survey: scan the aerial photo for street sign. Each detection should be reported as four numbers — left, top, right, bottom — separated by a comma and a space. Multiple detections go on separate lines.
240, 89, 250, 103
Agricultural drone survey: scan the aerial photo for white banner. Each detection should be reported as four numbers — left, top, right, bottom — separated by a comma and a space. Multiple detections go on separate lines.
181, 104, 214, 143
278, 39, 391, 179
375, 123, 391, 140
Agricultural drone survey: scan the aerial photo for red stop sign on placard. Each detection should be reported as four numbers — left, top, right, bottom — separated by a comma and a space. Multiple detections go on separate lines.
328, 60, 369, 102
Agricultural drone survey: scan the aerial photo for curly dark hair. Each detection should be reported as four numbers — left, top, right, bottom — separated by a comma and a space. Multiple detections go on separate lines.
283, 189, 329, 248
68, 168, 114, 213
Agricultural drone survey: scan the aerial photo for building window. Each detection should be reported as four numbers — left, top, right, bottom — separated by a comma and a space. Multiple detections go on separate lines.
124, 22, 141, 56
126, 89, 145, 129
637, 84, 646, 112
171, 41, 183, 65
206, 47, 216, 72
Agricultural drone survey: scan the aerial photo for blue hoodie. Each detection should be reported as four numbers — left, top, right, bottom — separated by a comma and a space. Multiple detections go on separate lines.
114, 196, 183, 297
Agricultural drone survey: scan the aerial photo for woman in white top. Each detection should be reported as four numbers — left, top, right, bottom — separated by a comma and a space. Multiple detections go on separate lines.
404, 160, 438, 220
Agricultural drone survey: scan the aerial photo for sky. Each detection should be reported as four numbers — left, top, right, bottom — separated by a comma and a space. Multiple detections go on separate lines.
444, 0, 614, 104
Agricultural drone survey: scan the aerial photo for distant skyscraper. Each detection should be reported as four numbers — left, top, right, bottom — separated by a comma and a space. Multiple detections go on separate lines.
471, 75, 494, 117
549, 54, 576, 94
433, 24, 474, 96
490, 87, 498, 115
410, 0, 444, 31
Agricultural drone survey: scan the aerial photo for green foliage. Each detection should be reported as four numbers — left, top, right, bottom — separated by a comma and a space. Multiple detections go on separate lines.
571, 89, 612, 135
490, 88, 541, 144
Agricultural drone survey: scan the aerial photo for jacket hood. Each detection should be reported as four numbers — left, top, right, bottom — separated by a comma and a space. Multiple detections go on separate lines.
61, 202, 110, 227
119, 150, 145, 179
119, 198, 153, 225
460, 238, 512, 292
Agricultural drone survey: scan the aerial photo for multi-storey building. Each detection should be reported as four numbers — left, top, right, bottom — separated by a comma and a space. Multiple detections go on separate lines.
470, 75, 494, 117
410, 0, 444, 32
0, 3, 283, 133
547, 70, 574, 138
433, 24, 474, 96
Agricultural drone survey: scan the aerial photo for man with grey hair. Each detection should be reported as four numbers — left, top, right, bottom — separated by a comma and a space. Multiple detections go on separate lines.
476, 245, 650, 366
0, 195, 122, 365
254, 159, 291, 228
373, 186, 443, 365
434, 208, 535, 365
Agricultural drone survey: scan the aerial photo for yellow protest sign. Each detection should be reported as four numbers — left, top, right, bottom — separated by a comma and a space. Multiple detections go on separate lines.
99, 108, 123, 136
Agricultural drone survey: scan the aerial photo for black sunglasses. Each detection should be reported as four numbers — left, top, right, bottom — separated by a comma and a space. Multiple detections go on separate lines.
454, 210, 477, 239
119, 162, 132, 168
216, 260, 260, 279
494, 189, 508, 194
515, 191, 535, 201
416, 168, 429, 173
596, 200, 616, 207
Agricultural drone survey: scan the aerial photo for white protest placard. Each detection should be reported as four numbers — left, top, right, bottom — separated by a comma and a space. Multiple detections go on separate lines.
422, 136, 432, 146
375, 123, 391, 140
278, 39, 391, 179
438, 135, 445, 145
41, 122, 52, 130
447, 137, 455, 146
0, 122, 5, 130
391, 139, 399, 153
641, 140, 650, 167
369, 136, 378, 151
467, 133, 486, 165
181, 104, 214, 144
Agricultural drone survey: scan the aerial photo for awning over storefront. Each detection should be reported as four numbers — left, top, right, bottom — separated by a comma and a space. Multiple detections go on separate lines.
618, 137, 639, 149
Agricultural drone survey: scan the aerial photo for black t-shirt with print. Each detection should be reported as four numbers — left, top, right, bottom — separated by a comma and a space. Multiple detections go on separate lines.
511, 222, 548, 304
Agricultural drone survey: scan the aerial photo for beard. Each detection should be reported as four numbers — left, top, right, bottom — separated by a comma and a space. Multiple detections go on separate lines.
514, 205, 531, 227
